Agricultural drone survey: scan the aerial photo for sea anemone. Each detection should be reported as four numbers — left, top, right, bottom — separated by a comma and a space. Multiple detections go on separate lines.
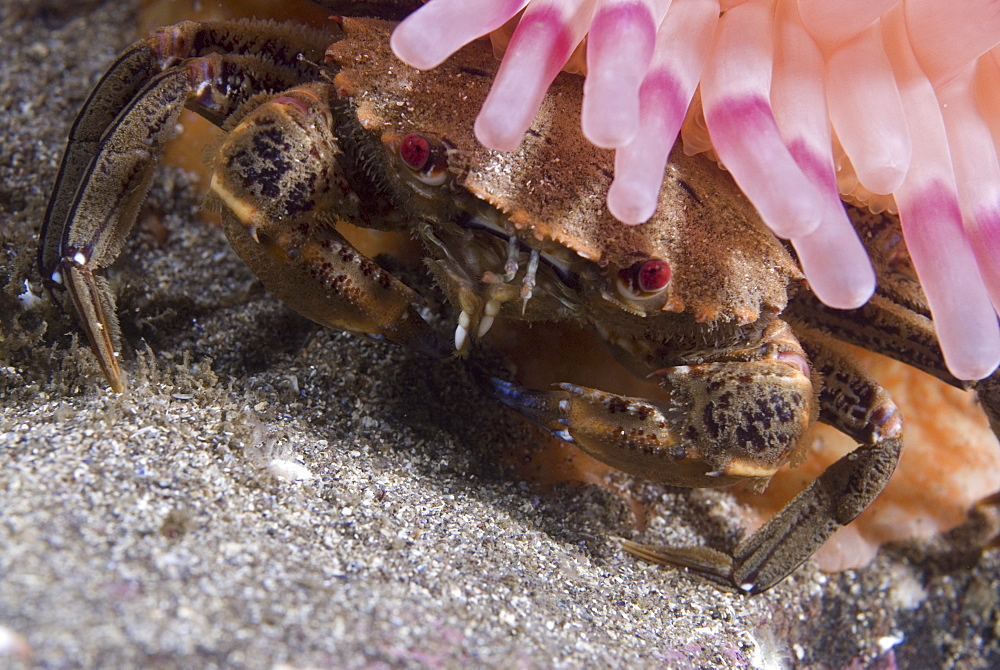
390, 0, 1000, 381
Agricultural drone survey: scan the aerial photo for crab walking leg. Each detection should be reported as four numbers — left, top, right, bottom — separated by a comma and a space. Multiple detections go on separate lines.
39, 20, 331, 285
782, 206, 970, 385
789, 286, 1000, 458
219, 211, 441, 355
788, 294, 955, 383
210, 85, 442, 356
786, 278, 1000, 445
727, 332, 902, 593
45, 61, 224, 392
973, 373, 1000, 451
38, 40, 170, 285
627, 333, 903, 593
788, 252, 1000, 548
38, 21, 332, 391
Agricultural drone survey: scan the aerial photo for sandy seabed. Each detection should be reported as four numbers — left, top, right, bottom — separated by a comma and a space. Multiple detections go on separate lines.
1, 1, 999, 667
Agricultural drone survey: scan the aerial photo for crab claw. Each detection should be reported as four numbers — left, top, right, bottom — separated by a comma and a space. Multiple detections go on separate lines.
210, 84, 444, 357
491, 378, 707, 483
491, 371, 810, 489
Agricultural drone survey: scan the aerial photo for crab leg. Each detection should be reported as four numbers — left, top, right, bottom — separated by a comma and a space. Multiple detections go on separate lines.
787, 285, 1000, 555
788, 291, 962, 383
39, 21, 331, 284
492, 336, 816, 490
208, 84, 443, 356
788, 287, 1000, 429
494, 320, 909, 593
38, 21, 331, 391
796, 204, 1000, 414
624, 329, 903, 593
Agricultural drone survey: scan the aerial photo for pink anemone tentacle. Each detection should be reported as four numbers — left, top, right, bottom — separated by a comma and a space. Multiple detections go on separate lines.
608, 0, 718, 224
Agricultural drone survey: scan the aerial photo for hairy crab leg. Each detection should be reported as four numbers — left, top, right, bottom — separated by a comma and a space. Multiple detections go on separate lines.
787, 277, 1000, 555
39, 20, 331, 286
492, 323, 817, 492
788, 293, 954, 383
208, 84, 443, 357
38, 21, 333, 391
38, 41, 170, 288
788, 284, 1000, 445
625, 331, 903, 593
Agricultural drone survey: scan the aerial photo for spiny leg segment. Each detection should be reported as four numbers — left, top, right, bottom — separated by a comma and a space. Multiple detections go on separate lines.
39, 20, 333, 391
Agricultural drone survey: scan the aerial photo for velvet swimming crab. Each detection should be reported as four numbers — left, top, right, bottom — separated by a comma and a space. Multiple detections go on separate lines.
38, 13, 1000, 594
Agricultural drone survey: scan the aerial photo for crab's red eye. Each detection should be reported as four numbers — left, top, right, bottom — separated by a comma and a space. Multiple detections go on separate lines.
637, 259, 671, 292
616, 258, 671, 302
400, 133, 430, 170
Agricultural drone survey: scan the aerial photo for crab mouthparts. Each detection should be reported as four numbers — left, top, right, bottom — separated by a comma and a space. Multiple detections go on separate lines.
449, 212, 582, 353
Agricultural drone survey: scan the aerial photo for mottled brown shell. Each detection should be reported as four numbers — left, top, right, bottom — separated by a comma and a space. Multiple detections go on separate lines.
326, 18, 802, 324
